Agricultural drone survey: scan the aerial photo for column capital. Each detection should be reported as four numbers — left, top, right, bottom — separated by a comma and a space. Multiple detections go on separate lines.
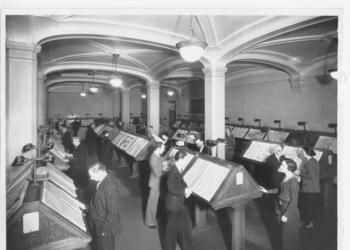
6, 41, 41, 60
148, 81, 160, 89
37, 73, 46, 83
289, 76, 304, 93
203, 66, 227, 78
121, 88, 130, 94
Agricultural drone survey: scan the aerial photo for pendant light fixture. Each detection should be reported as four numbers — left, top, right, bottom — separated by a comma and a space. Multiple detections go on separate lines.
110, 54, 123, 87
80, 83, 86, 97
89, 72, 98, 93
167, 89, 175, 96
89, 87, 98, 93
176, 15, 207, 62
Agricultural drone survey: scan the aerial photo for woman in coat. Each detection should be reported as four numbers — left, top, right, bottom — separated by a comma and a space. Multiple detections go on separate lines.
262, 158, 301, 250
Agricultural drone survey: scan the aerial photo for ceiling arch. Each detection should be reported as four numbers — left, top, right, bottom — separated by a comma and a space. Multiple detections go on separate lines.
6, 15, 338, 92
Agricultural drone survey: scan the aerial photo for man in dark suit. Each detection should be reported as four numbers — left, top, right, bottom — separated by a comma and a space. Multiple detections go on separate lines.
61, 125, 74, 153
265, 145, 284, 189
99, 130, 114, 171
68, 137, 91, 203
264, 145, 285, 221
164, 150, 194, 250
71, 119, 81, 136
88, 162, 123, 250
194, 138, 211, 155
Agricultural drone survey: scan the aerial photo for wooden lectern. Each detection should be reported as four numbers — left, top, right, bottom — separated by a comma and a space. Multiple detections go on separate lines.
166, 147, 262, 250
7, 163, 91, 250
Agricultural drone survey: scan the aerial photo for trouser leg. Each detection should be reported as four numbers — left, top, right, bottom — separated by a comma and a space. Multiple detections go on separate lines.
164, 211, 178, 250
145, 186, 160, 226
178, 208, 195, 250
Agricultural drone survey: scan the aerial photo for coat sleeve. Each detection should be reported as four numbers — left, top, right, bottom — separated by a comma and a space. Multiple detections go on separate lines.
301, 160, 318, 180
282, 179, 299, 218
100, 182, 119, 233
167, 170, 184, 195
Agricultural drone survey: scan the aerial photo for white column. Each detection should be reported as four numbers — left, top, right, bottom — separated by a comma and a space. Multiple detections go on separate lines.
6, 41, 41, 179
37, 73, 47, 126
147, 82, 160, 135
203, 66, 227, 159
121, 89, 130, 125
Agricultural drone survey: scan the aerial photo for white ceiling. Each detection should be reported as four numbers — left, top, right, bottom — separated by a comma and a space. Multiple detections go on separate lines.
6, 15, 338, 92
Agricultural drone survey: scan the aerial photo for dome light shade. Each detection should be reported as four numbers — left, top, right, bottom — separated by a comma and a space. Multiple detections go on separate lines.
110, 77, 122, 87
167, 90, 175, 96
141, 94, 147, 99
80, 92, 87, 97
176, 40, 207, 62
90, 87, 98, 93
329, 70, 339, 80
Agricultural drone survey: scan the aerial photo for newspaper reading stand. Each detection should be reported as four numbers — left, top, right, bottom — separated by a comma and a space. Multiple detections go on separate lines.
166, 147, 262, 250
7, 179, 91, 250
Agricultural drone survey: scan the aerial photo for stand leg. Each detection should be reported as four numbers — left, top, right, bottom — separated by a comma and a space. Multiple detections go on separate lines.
129, 161, 140, 178
192, 202, 210, 233
229, 206, 245, 250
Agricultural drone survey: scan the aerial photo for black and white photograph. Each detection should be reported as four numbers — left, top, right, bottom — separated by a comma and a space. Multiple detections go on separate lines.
1, 1, 349, 249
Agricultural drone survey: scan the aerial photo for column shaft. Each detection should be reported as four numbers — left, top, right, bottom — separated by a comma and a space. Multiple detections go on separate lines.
147, 83, 160, 135
203, 67, 227, 158
121, 89, 130, 125
6, 42, 40, 181
37, 74, 47, 126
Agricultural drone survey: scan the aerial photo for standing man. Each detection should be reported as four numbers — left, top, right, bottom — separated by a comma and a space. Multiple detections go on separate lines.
145, 142, 166, 228
61, 125, 74, 153
225, 127, 236, 161
194, 138, 211, 155
68, 137, 89, 202
164, 150, 194, 250
264, 144, 285, 220
88, 162, 123, 250
71, 119, 81, 136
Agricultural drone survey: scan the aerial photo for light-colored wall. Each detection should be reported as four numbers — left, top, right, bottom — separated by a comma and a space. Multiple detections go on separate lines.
178, 81, 204, 118
160, 87, 178, 126
225, 71, 337, 132
129, 88, 147, 117
48, 91, 121, 118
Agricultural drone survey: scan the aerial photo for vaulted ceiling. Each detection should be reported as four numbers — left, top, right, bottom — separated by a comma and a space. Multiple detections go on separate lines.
6, 15, 338, 93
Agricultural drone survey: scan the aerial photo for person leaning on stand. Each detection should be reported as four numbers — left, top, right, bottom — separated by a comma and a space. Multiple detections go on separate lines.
67, 136, 90, 202
61, 125, 74, 153
164, 150, 194, 250
297, 147, 320, 229
88, 162, 123, 250
145, 142, 166, 228
194, 137, 211, 155
264, 145, 286, 221
225, 127, 236, 161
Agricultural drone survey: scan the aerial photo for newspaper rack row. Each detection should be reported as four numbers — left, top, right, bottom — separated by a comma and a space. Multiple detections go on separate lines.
93, 124, 155, 161
241, 139, 333, 167
165, 146, 262, 210
225, 125, 337, 154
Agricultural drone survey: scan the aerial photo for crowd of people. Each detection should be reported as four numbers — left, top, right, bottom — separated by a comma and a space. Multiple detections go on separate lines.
54, 120, 322, 250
